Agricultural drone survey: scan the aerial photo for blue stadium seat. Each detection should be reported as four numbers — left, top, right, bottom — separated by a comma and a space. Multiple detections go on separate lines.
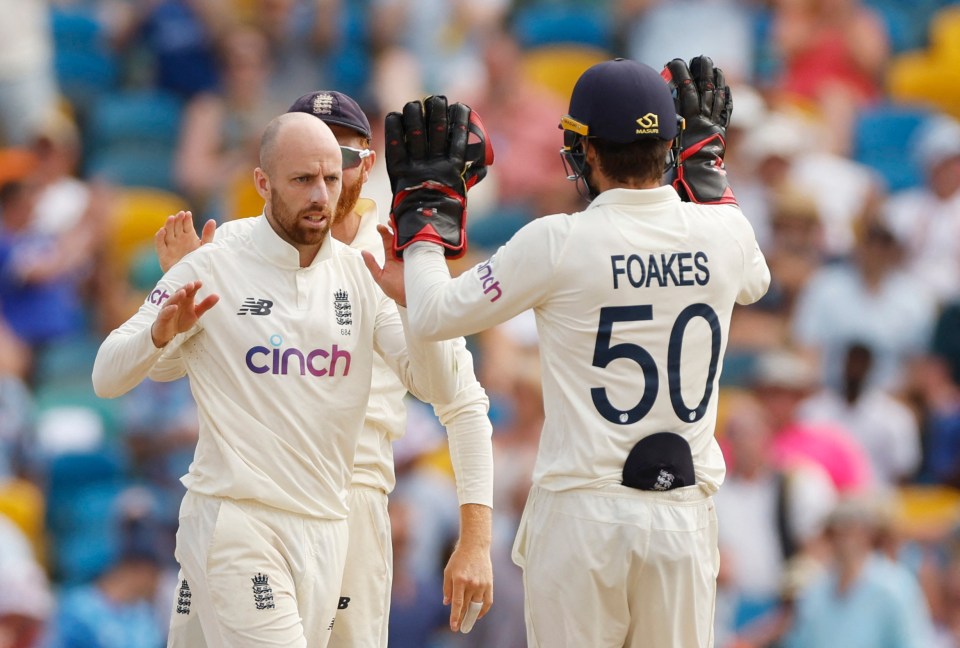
512, 5, 612, 50
44, 449, 127, 583
851, 104, 931, 192
83, 90, 183, 190
51, 7, 120, 111
85, 90, 183, 152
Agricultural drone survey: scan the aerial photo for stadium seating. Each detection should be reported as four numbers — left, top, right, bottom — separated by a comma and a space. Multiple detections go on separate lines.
512, 4, 612, 50
106, 187, 190, 272
851, 103, 931, 192
522, 44, 612, 102
51, 7, 120, 114
83, 90, 184, 190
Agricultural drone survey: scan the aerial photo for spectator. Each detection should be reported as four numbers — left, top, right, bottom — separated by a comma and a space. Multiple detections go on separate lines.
783, 496, 936, 648
131, 0, 226, 99
251, 0, 342, 104
800, 342, 922, 487
0, 0, 59, 146
0, 179, 97, 371
0, 514, 52, 648
47, 543, 166, 648
715, 393, 837, 636
751, 350, 873, 493
386, 497, 449, 648
172, 26, 287, 222
884, 114, 960, 305
792, 218, 938, 392
769, 0, 889, 156
625, 0, 756, 84
460, 27, 579, 224
27, 109, 113, 240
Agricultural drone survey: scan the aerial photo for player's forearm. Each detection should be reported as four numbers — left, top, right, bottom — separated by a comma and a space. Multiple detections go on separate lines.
394, 306, 459, 404
434, 340, 494, 507
92, 321, 168, 398
403, 244, 490, 341
456, 502, 493, 550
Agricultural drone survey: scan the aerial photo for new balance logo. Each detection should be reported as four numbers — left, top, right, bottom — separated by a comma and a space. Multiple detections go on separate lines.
237, 298, 273, 316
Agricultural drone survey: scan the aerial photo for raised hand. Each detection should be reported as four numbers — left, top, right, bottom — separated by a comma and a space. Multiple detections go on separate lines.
155, 211, 217, 272
150, 280, 220, 347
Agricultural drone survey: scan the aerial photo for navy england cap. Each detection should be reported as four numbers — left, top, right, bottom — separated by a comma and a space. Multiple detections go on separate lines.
288, 90, 372, 140
563, 58, 678, 144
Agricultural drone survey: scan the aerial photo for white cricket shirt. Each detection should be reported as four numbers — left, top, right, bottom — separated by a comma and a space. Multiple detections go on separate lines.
151, 202, 493, 506
405, 186, 771, 493
93, 215, 457, 519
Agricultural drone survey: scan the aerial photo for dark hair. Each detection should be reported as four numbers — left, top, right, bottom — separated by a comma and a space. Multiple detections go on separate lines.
590, 138, 671, 186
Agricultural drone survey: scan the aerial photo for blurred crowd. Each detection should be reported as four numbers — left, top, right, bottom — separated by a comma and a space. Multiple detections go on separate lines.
1, 0, 960, 646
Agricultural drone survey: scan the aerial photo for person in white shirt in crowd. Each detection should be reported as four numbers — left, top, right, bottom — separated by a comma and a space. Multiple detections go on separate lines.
799, 341, 921, 487
884, 113, 960, 304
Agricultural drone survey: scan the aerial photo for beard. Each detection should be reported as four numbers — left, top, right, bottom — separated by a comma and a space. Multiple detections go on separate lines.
334, 171, 364, 224
269, 185, 332, 247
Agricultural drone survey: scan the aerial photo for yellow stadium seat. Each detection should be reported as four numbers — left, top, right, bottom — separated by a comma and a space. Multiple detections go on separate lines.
893, 485, 960, 539
930, 5, 960, 61
224, 169, 265, 221
522, 45, 612, 102
886, 52, 960, 121
108, 187, 189, 270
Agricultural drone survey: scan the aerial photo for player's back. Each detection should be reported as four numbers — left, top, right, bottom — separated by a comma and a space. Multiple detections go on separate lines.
528, 186, 768, 493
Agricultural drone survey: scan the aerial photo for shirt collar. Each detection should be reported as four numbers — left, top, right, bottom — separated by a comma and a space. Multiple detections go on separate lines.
586, 185, 681, 211
250, 212, 337, 269
349, 198, 382, 252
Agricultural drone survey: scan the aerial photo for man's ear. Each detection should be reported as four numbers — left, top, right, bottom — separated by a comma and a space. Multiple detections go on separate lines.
584, 141, 599, 167
254, 167, 270, 200
362, 150, 376, 184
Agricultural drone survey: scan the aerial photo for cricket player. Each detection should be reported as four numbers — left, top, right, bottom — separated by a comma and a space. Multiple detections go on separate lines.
365, 57, 771, 647
92, 113, 460, 648
152, 91, 494, 647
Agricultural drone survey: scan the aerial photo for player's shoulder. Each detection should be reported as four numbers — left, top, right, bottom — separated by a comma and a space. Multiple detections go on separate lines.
215, 216, 258, 239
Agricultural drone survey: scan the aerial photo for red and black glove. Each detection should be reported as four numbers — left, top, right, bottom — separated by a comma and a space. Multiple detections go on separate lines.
385, 95, 493, 259
661, 56, 736, 205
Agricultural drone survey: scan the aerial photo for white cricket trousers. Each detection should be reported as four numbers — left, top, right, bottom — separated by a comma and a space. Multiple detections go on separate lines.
329, 486, 392, 648
166, 491, 348, 648
513, 484, 719, 648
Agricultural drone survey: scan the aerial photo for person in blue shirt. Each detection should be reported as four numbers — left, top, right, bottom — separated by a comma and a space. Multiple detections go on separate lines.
784, 497, 935, 648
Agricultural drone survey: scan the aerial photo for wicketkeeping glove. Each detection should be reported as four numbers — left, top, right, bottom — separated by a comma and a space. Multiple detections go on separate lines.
661, 56, 736, 205
385, 95, 493, 259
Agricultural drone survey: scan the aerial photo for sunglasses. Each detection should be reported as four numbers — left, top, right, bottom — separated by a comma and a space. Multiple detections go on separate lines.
340, 146, 372, 170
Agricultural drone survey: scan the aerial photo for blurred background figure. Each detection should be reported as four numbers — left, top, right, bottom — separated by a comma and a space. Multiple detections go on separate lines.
768, 0, 890, 156
749, 350, 873, 494
799, 342, 922, 488
782, 496, 936, 648
172, 26, 286, 223
792, 217, 938, 392
715, 394, 837, 642
884, 114, 960, 304
0, 0, 59, 146
0, 513, 52, 648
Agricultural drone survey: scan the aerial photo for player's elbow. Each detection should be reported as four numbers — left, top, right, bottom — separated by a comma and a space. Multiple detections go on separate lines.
406, 309, 449, 342
91, 358, 128, 399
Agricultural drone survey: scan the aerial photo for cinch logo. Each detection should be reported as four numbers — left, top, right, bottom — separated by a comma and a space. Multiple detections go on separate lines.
147, 288, 170, 306
636, 113, 660, 135
237, 297, 273, 316
245, 334, 351, 377
476, 260, 502, 303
